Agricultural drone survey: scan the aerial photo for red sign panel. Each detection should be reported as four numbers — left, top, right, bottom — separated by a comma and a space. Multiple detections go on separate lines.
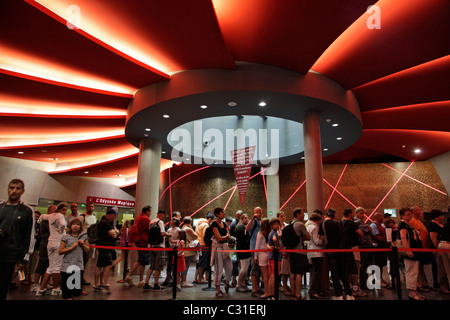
231, 146, 256, 206
86, 196, 135, 208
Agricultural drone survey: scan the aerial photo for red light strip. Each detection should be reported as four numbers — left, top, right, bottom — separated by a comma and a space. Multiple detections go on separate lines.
325, 164, 348, 209
159, 166, 211, 203
381, 163, 447, 196
0, 68, 133, 99
261, 167, 268, 202
169, 167, 173, 219
364, 162, 414, 223
323, 178, 358, 209
224, 186, 237, 211
279, 180, 306, 211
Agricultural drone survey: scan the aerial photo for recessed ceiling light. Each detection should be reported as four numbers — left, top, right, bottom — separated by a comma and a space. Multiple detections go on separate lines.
326, 118, 331, 123
41, 150, 47, 153
84, 171, 89, 174
162, 151, 166, 154
228, 102, 237, 107
323, 148, 328, 151
336, 137, 342, 140
332, 123, 339, 127
163, 114, 170, 118
259, 101, 266, 107
200, 105, 207, 109
145, 128, 151, 131
144, 133, 149, 137
414, 149, 421, 153
17, 151, 24, 154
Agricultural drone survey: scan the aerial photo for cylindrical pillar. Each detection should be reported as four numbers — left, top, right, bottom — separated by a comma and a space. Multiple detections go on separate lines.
303, 111, 325, 215
135, 138, 162, 219
266, 170, 280, 219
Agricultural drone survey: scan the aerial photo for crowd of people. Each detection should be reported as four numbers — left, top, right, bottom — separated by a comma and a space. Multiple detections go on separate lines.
1, 178, 450, 301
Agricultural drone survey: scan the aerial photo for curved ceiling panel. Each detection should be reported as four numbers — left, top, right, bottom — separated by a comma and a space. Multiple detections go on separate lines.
27, 0, 236, 74
312, 0, 450, 89
0, 0, 448, 179
213, 0, 376, 74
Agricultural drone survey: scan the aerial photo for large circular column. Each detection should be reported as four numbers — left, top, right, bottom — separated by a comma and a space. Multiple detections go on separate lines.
266, 171, 280, 218
303, 111, 325, 215
135, 138, 162, 219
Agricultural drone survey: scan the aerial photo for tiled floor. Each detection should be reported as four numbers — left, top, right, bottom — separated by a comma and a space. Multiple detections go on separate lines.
6, 253, 450, 301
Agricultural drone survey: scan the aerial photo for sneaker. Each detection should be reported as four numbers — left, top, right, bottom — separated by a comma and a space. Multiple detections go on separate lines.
31, 284, 40, 293
181, 282, 194, 287
224, 281, 230, 293
353, 288, 367, 297
216, 290, 225, 297
51, 288, 61, 296
35, 289, 48, 296
236, 286, 251, 293
143, 283, 151, 290
125, 277, 135, 286
152, 284, 166, 291
138, 281, 145, 288
93, 286, 102, 293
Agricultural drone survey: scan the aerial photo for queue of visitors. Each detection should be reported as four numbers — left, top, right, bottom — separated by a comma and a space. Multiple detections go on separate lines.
1, 178, 450, 301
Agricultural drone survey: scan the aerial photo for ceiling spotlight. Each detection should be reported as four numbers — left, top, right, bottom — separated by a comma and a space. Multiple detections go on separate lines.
84, 171, 89, 174
414, 149, 421, 153
336, 137, 342, 140
332, 123, 339, 127
200, 105, 207, 109
259, 101, 266, 107
323, 148, 328, 151
162, 151, 166, 154
326, 118, 331, 123
145, 128, 151, 131
228, 102, 237, 107
163, 114, 170, 118
17, 151, 24, 154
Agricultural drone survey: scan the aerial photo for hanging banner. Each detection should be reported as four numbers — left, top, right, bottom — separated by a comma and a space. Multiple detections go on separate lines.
86, 196, 135, 208
231, 146, 256, 206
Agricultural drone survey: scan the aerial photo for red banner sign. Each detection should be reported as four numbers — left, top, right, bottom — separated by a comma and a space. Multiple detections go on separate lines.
231, 146, 256, 206
86, 196, 135, 208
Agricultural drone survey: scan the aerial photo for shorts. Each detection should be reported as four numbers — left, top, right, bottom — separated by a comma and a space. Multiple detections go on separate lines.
138, 250, 150, 266
257, 253, 269, 267
199, 247, 210, 269
46, 244, 64, 274
250, 252, 262, 276
96, 249, 113, 268
149, 248, 164, 271
289, 253, 309, 275
269, 259, 281, 276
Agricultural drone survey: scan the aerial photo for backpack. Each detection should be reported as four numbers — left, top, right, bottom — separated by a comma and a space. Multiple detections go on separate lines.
203, 225, 214, 248
281, 220, 300, 248
87, 222, 100, 244
148, 219, 163, 245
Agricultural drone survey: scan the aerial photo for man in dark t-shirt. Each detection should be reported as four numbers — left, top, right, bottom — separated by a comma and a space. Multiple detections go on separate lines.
93, 208, 119, 292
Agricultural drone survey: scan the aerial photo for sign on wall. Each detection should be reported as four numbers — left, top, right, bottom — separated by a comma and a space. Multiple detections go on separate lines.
231, 146, 256, 206
86, 196, 135, 208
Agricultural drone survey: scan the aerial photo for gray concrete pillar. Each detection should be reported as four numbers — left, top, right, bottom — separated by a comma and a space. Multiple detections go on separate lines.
303, 111, 325, 215
266, 170, 280, 219
135, 138, 162, 219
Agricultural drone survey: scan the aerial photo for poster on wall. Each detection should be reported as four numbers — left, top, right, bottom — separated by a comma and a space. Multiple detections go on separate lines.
231, 146, 256, 206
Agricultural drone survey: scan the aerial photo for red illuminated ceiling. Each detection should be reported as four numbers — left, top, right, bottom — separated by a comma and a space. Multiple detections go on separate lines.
0, 0, 449, 182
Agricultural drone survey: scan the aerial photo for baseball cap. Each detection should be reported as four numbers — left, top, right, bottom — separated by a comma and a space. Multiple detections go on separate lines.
106, 208, 119, 215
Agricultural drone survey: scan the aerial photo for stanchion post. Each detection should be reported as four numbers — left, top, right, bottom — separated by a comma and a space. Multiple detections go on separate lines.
122, 240, 129, 281
172, 246, 178, 300
274, 247, 279, 300
391, 246, 402, 300
202, 248, 215, 291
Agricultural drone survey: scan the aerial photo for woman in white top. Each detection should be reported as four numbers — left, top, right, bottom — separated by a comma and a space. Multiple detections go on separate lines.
254, 218, 270, 299
306, 212, 325, 299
